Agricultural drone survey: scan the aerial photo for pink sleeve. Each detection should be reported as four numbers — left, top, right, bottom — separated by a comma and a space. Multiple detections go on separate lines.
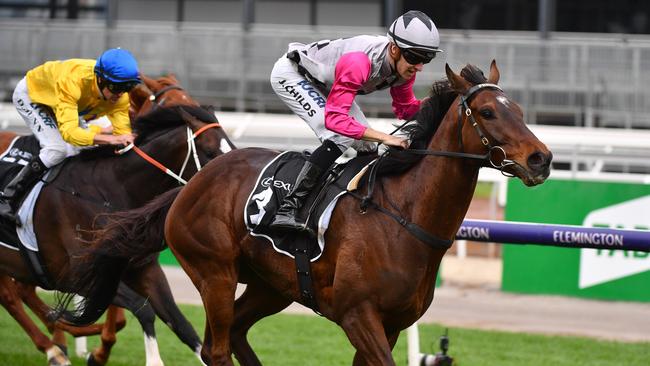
390, 75, 421, 120
324, 52, 370, 139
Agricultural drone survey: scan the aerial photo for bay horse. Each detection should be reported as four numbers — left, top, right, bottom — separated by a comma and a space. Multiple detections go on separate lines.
63, 61, 552, 365
0, 102, 234, 365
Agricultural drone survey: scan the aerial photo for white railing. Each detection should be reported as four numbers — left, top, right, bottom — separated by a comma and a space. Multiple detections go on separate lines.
3, 105, 649, 182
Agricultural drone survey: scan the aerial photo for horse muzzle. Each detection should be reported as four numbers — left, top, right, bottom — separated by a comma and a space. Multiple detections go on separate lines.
518, 150, 553, 186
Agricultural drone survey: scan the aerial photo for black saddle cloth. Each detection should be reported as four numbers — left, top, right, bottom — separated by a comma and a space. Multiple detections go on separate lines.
0, 135, 40, 189
245, 151, 375, 261
0, 135, 41, 249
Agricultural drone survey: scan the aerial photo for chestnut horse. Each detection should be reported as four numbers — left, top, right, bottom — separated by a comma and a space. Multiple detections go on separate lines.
0, 100, 233, 365
130, 74, 203, 119
64, 61, 552, 365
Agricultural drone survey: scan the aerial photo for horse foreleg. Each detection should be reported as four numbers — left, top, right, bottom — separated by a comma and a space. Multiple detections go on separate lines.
201, 315, 214, 366
123, 261, 203, 361
15, 281, 67, 350
0, 275, 71, 366
86, 305, 120, 366
112, 282, 166, 366
340, 304, 395, 366
174, 248, 239, 365
231, 277, 292, 366
199, 273, 238, 366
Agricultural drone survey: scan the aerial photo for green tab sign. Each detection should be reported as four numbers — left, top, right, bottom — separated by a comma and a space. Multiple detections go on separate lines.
503, 179, 650, 302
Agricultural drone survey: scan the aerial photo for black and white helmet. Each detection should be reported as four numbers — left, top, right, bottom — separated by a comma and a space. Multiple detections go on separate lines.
387, 10, 442, 57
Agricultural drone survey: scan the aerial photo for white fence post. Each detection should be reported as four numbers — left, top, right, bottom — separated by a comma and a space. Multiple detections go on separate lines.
407, 323, 420, 366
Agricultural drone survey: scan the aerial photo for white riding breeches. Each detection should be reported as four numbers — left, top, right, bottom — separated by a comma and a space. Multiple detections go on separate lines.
13, 77, 81, 168
270, 56, 376, 153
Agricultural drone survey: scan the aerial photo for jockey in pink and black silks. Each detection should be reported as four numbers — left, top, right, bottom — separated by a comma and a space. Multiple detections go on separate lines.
269, 10, 443, 232
0, 48, 141, 224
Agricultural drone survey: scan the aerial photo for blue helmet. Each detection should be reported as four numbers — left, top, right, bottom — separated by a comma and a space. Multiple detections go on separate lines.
94, 48, 141, 84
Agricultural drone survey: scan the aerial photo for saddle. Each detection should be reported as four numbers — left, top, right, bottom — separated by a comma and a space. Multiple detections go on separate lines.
245, 151, 376, 261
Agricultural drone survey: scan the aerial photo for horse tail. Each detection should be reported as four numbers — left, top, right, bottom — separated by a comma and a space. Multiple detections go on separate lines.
55, 187, 182, 326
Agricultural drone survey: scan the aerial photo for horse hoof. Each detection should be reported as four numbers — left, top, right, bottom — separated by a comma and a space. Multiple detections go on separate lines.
55, 343, 68, 356
86, 353, 105, 366
46, 345, 71, 366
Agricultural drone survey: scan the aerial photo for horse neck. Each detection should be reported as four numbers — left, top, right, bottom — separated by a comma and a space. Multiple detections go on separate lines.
387, 100, 481, 241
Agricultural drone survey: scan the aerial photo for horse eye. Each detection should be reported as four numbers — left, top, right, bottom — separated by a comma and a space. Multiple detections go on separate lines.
479, 109, 494, 119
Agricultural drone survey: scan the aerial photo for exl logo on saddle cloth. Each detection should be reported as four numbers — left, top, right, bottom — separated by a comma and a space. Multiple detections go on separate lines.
244, 151, 376, 261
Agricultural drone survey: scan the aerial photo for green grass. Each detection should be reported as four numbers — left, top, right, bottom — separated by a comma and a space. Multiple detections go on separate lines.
473, 181, 494, 199
1, 299, 648, 365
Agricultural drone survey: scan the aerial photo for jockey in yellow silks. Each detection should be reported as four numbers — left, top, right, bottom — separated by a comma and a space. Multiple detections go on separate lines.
0, 48, 141, 224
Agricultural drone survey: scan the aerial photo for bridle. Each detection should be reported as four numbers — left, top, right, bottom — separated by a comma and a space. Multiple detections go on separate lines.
148, 84, 186, 110
350, 82, 525, 250
117, 121, 220, 185
404, 82, 518, 175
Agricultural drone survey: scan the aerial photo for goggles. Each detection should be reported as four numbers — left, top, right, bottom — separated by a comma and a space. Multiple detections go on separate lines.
105, 80, 139, 94
400, 48, 436, 65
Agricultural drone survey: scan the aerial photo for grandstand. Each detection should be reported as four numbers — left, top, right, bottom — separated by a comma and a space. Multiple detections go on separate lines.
2, 19, 650, 127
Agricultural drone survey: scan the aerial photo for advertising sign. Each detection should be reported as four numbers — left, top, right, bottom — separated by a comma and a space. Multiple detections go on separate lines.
502, 179, 650, 302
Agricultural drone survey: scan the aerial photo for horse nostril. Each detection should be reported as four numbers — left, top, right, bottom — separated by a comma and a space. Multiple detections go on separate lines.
527, 151, 550, 171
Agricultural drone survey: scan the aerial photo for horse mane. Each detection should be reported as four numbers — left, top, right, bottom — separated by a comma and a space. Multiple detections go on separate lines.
377, 64, 487, 175
131, 105, 218, 144
76, 105, 218, 160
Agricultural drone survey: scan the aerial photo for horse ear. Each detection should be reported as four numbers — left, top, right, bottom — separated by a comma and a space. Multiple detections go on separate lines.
141, 74, 159, 91
445, 63, 471, 94
487, 59, 500, 84
167, 73, 180, 84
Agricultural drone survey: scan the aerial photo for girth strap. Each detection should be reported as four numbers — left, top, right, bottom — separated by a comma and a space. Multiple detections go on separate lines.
17, 247, 54, 290
293, 238, 321, 314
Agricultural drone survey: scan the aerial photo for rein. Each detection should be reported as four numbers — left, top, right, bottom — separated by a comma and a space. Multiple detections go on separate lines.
352, 83, 517, 250
407, 83, 516, 171
119, 123, 220, 185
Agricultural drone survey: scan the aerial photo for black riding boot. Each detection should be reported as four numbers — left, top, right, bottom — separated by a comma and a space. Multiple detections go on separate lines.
0, 157, 46, 224
269, 160, 323, 231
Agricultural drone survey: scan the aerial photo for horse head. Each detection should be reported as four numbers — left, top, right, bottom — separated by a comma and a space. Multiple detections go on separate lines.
129, 105, 235, 183
129, 74, 200, 119
444, 60, 552, 186
178, 106, 235, 160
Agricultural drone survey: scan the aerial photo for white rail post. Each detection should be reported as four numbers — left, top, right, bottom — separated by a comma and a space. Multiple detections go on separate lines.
407, 323, 420, 366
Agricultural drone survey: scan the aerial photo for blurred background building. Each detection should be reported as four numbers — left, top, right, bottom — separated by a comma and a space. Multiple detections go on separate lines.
1, 1, 649, 33
1, 1, 649, 124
